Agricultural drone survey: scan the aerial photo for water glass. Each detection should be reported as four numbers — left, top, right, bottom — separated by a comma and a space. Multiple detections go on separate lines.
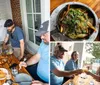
11, 67, 18, 76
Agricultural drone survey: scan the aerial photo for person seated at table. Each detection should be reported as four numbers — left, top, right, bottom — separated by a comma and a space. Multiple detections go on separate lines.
50, 44, 83, 85
3, 19, 25, 60
19, 20, 49, 85
65, 51, 79, 71
64, 51, 79, 82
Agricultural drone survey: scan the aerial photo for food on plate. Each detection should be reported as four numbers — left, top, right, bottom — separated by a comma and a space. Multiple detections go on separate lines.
58, 5, 96, 39
0, 56, 7, 65
0, 70, 6, 78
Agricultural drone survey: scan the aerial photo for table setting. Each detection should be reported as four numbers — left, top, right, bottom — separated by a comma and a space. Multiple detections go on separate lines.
63, 72, 100, 85
0, 45, 33, 85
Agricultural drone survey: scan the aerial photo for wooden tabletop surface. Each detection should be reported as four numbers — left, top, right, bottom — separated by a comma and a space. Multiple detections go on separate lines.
50, 0, 100, 18
0, 54, 31, 85
63, 73, 100, 85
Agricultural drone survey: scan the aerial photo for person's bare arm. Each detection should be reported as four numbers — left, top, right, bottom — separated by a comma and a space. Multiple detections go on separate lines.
3, 35, 9, 49
19, 39, 25, 60
85, 71, 100, 82
96, 66, 100, 75
52, 68, 82, 77
26, 53, 40, 66
19, 53, 40, 69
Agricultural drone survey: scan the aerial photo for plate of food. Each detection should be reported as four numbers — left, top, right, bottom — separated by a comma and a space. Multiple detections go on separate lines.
51, 2, 99, 41
0, 56, 8, 65
0, 68, 8, 80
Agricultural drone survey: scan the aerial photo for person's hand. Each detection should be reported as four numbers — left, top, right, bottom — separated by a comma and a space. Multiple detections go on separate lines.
75, 69, 83, 75
31, 80, 47, 85
82, 69, 89, 73
18, 56, 23, 60
19, 61, 27, 70
2, 44, 8, 50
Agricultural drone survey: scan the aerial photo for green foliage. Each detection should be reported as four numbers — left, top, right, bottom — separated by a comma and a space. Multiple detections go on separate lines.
92, 43, 100, 59
85, 43, 100, 59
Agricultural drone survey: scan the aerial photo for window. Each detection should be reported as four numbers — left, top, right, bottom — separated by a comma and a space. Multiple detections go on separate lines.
26, 0, 41, 45
20, 0, 50, 52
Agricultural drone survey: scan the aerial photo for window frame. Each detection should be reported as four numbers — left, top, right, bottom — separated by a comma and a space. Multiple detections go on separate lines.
20, 0, 50, 53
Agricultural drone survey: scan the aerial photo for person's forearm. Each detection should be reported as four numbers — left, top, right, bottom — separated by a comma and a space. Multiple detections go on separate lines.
58, 70, 78, 77
20, 41, 24, 59
44, 83, 49, 85
3, 36, 9, 48
53, 68, 82, 77
88, 71, 100, 82
4, 37, 8, 44
26, 53, 40, 66
3, 42, 6, 48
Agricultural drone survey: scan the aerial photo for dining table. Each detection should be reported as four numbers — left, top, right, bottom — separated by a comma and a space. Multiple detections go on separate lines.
63, 73, 100, 85
0, 54, 32, 85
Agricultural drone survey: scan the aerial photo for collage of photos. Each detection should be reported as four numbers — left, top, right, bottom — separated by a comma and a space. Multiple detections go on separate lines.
50, 42, 100, 85
0, 0, 100, 85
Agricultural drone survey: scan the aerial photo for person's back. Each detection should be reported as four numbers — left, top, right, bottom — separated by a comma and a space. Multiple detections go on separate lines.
4, 19, 25, 59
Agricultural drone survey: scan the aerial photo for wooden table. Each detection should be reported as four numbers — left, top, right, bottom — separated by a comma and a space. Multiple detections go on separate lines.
63, 73, 100, 85
0, 54, 31, 85
50, 0, 100, 17
50, 0, 100, 41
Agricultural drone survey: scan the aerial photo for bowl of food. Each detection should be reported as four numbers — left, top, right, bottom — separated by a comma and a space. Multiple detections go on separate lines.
56, 2, 99, 41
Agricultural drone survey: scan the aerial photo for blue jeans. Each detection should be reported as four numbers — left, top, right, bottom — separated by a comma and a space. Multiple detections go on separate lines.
26, 63, 48, 83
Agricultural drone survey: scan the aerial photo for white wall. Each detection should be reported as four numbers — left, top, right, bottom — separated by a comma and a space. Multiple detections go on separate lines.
0, 0, 12, 19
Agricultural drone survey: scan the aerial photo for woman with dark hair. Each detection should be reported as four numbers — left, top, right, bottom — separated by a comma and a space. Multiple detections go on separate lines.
65, 51, 79, 71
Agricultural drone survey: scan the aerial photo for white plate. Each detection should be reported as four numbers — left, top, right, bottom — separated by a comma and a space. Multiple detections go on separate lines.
0, 68, 8, 80
50, 2, 99, 41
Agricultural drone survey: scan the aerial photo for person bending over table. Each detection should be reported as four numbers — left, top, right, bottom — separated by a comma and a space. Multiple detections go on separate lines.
3, 19, 25, 60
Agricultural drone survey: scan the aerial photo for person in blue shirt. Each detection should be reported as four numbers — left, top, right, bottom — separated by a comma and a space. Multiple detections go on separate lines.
19, 20, 49, 85
64, 51, 79, 82
3, 19, 24, 60
50, 44, 83, 85
65, 51, 79, 71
